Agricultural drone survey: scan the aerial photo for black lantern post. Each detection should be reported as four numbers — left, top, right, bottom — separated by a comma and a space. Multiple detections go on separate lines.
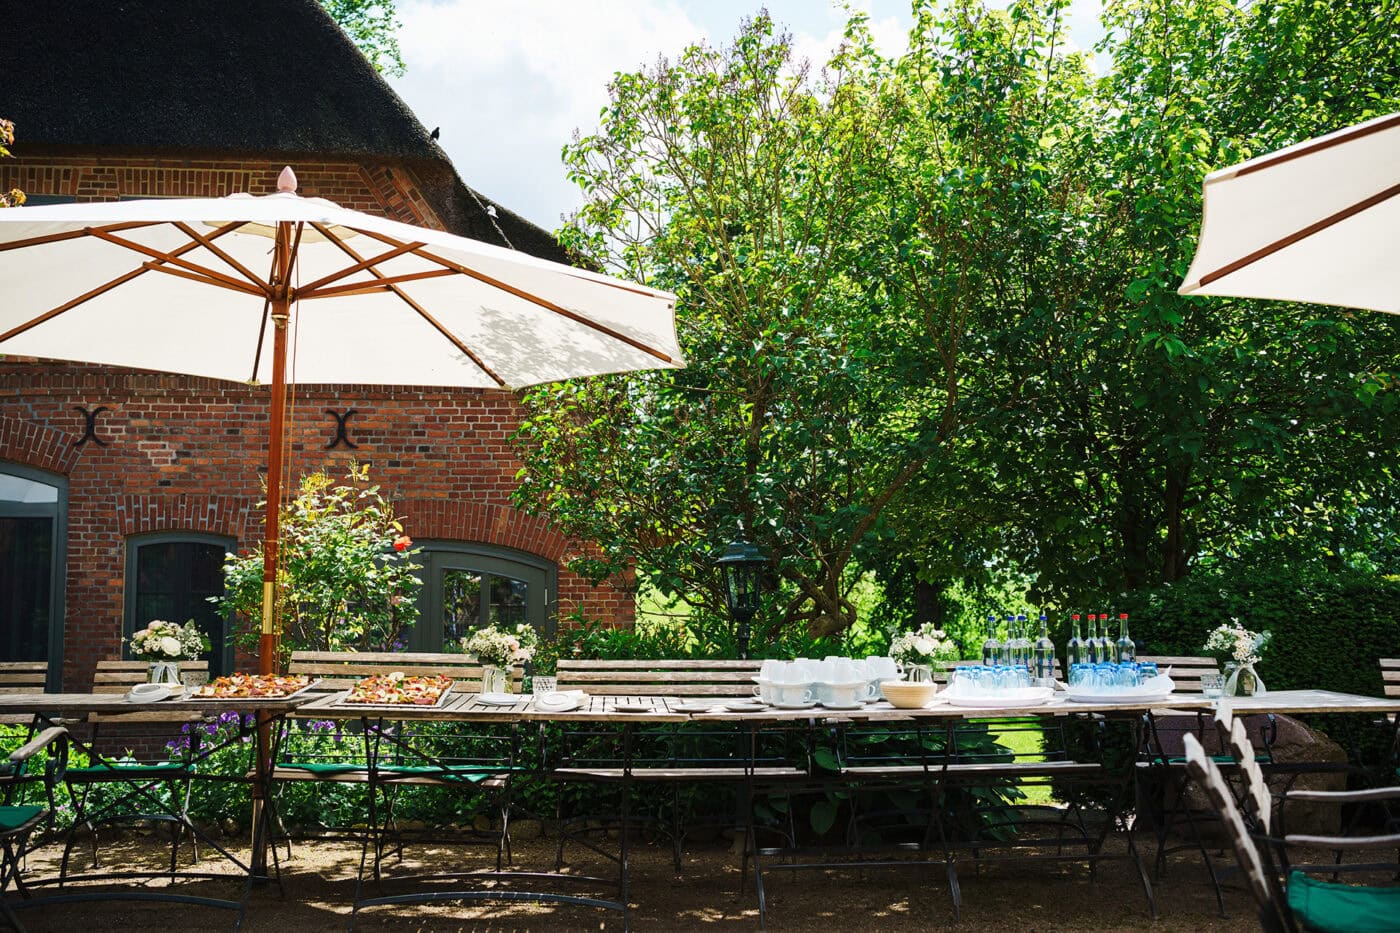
716, 528, 765, 659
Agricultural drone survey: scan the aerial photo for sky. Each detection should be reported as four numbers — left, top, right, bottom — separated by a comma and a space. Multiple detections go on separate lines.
387, 0, 1105, 233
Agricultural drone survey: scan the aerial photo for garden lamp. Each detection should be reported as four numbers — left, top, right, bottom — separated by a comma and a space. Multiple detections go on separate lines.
716, 527, 765, 659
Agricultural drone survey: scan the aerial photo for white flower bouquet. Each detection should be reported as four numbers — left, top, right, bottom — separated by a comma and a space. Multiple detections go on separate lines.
889, 623, 959, 667
130, 619, 209, 661
1203, 620, 1272, 667
462, 623, 540, 668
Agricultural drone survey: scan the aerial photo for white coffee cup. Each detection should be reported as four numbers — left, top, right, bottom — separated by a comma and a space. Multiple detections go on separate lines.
866, 656, 899, 681
760, 659, 783, 681
773, 682, 813, 706
751, 678, 778, 704
816, 681, 867, 708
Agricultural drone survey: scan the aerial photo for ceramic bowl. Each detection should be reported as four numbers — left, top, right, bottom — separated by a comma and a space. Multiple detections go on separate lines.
880, 680, 937, 709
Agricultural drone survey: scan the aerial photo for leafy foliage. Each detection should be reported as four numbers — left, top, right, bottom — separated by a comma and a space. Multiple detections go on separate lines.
319, 0, 405, 77
213, 464, 421, 658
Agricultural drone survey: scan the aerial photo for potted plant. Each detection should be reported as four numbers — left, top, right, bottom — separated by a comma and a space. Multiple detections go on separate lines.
130, 619, 209, 685
462, 623, 540, 694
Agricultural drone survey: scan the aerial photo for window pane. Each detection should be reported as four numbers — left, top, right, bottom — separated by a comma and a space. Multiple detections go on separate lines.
441, 570, 482, 648
132, 540, 229, 674
0, 474, 58, 504
488, 575, 529, 627
0, 517, 52, 661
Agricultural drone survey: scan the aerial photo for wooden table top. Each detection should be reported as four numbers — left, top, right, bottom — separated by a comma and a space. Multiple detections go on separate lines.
0, 691, 312, 717
292, 689, 1222, 723
1211, 689, 1400, 716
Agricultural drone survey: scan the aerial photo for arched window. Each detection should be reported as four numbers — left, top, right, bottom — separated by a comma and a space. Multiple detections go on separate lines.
412, 542, 557, 652
0, 465, 66, 690
124, 533, 234, 676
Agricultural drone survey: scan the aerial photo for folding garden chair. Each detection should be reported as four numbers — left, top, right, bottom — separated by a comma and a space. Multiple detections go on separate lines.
1184, 729, 1400, 932
0, 726, 68, 932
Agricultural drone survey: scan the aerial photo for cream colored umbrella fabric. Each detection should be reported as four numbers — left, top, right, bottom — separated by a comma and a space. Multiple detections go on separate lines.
0, 172, 681, 386
1178, 112, 1400, 314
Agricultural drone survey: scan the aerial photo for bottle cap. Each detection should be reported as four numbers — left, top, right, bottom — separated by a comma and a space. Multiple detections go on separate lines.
1120, 613, 1128, 620
1071, 614, 1080, 621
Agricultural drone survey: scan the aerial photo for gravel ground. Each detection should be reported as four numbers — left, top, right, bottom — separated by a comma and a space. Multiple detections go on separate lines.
8, 830, 1266, 931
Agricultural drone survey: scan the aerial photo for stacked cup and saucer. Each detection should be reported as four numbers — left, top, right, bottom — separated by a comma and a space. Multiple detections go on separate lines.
812, 657, 877, 709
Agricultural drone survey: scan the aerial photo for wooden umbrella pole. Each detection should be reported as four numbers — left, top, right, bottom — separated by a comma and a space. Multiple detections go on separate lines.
259, 225, 292, 677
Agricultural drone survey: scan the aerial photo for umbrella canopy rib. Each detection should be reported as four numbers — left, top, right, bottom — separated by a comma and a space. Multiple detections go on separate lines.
296, 238, 426, 293
310, 221, 506, 387
356, 221, 677, 365
0, 221, 162, 254
90, 227, 267, 296
0, 221, 247, 343
138, 259, 265, 296
1192, 180, 1400, 288
297, 268, 459, 300
172, 221, 271, 292
1232, 113, 1400, 179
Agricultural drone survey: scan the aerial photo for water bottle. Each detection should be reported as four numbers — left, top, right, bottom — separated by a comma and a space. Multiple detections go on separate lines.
1085, 614, 1101, 663
1099, 613, 1117, 664
1033, 613, 1056, 686
1067, 613, 1087, 667
1115, 612, 1136, 664
981, 614, 1002, 666
1015, 613, 1031, 672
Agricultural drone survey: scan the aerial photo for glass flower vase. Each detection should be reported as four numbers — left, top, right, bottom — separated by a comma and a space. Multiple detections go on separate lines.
148, 661, 182, 686
1224, 661, 1266, 697
906, 664, 934, 684
482, 664, 511, 694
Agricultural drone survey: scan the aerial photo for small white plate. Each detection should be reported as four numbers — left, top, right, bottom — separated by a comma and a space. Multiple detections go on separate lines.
476, 692, 522, 706
772, 699, 818, 710
820, 701, 863, 710
1066, 692, 1173, 704
533, 694, 581, 712
722, 701, 768, 713
609, 701, 656, 713
674, 700, 721, 713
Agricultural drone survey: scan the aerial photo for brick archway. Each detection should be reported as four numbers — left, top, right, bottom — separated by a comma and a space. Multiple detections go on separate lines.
398, 500, 567, 562
0, 413, 81, 476
116, 494, 253, 540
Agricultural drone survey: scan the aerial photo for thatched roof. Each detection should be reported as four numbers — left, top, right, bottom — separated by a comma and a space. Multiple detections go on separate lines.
3, 0, 568, 262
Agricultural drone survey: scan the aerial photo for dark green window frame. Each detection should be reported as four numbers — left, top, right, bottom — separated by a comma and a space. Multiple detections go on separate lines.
123, 532, 235, 676
412, 541, 558, 653
0, 463, 66, 691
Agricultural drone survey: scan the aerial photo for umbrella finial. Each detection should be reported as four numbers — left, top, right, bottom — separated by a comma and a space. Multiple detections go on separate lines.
277, 166, 298, 194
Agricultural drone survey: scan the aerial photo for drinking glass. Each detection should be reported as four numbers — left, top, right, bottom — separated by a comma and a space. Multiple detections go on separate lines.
1201, 672, 1225, 698
532, 675, 557, 695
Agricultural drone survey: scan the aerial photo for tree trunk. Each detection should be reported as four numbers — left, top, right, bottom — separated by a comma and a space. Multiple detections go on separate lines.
1162, 461, 1191, 582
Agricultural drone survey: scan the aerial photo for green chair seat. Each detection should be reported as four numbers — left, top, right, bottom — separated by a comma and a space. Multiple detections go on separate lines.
279, 761, 368, 775
0, 805, 43, 832
1288, 870, 1400, 932
1167, 754, 1268, 765
375, 764, 512, 783
68, 761, 186, 777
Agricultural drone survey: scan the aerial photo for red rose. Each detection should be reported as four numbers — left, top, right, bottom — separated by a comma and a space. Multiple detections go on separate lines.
393, 535, 412, 552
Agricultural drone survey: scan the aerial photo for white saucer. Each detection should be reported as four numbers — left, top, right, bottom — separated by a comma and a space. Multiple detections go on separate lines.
773, 699, 818, 710
533, 693, 581, 712
476, 692, 522, 706
674, 700, 721, 713
819, 701, 863, 710
609, 701, 655, 713
722, 701, 768, 713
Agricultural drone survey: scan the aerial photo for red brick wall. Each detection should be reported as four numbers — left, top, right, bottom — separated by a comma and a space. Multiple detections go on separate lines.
0, 152, 635, 693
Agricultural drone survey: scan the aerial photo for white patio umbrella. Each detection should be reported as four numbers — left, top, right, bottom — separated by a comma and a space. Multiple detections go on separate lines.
1178, 111, 1400, 313
0, 167, 682, 674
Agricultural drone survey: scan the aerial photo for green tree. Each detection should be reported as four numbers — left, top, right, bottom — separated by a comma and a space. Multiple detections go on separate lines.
321, 0, 405, 77
515, 5, 1096, 637
213, 464, 421, 656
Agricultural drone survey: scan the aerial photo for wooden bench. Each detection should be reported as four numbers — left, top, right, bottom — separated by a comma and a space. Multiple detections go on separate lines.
92, 659, 209, 694
0, 662, 51, 724
1380, 658, 1400, 700
287, 650, 520, 694
555, 659, 762, 697
1137, 655, 1220, 693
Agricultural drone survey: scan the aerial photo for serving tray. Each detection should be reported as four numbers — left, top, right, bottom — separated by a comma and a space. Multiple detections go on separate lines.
185, 677, 322, 702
